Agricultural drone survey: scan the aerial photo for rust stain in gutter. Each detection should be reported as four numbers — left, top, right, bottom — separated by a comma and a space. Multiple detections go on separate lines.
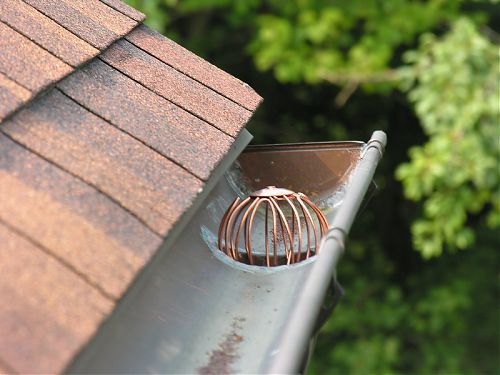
198, 317, 245, 375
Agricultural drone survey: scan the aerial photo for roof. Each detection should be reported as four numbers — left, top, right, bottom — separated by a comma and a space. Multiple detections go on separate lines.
0, 1, 261, 373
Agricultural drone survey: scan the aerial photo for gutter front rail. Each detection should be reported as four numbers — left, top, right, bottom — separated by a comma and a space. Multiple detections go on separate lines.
267, 131, 387, 374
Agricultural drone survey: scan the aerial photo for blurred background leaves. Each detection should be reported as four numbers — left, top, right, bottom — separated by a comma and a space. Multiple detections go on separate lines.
125, 0, 499, 373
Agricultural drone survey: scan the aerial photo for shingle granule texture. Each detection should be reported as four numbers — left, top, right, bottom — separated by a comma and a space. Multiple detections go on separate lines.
3, 89, 203, 235
58, 59, 233, 180
126, 25, 262, 111
0, 221, 114, 374
0, 0, 99, 67
23, 0, 137, 49
101, 39, 253, 137
0, 22, 72, 91
0, 0, 139, 119
0, 134, 163, 299
0, 72, 32, 121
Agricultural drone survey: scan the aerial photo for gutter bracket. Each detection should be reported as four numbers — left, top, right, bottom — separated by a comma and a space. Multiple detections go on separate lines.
360, 132, 386, 160
322, 227, 347, 252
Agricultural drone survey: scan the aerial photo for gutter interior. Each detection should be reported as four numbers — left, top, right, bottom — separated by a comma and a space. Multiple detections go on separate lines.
67, 134, 385, 374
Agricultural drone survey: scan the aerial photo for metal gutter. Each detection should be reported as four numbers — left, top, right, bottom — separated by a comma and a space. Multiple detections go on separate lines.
267, 130, 387, 374
66, 130, 386, 374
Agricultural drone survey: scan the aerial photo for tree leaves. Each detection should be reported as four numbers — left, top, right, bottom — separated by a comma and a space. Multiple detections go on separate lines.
248, 0, 459, 85
396, 18, 499, 257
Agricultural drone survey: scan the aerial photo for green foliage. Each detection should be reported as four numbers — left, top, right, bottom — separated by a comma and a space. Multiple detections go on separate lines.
249, 0, 460, 85
126, 0, 170, 31
309, 227, 499, 374
396, 18, 500, 257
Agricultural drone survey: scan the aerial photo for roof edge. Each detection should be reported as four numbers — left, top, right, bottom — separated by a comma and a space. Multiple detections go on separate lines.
65, 129, 254, 374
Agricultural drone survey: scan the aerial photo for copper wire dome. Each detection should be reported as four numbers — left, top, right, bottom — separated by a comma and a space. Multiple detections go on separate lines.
218, 186, 328, 267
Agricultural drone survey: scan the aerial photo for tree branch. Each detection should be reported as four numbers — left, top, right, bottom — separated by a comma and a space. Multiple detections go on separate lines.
318, 69, 400, 106
319, 69, 400, 85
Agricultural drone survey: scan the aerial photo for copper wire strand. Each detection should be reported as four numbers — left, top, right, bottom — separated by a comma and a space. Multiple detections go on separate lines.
247, 198, 273, 266
271, 200, 278, 265
270, 197, 289, 264
224, 199, 242, 258
244, 198, 267, 264
244, 201, 253, 262
265, 203, 269, 267
233, 199, 260, 264
229, 198, 256, 259
221, 198, 242, 257
297, 197, 319, 257
225, 197, 251, 259
284, 195, 302, 262
301, 195, 329, 235
312, 204, 329, 234
269, 197, 294, 265
288, 198, 296, 261
280, 196, 295, 263
296, 196, 312, 259
290, 202, 295, 258
218, 197, 240, 252
300, 195, 329, 253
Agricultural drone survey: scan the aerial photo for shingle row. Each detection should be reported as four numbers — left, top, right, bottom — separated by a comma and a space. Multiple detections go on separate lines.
0, 0, 142, 121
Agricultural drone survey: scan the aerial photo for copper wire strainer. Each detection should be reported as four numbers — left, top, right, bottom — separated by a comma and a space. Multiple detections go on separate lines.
218, 186, 328, 267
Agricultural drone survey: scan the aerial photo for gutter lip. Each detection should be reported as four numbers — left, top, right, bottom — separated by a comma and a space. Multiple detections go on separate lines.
244, 140, 364, 153
267, 130, 387, 374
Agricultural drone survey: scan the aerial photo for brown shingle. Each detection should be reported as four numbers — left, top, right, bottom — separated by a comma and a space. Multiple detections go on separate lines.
0, 134, 162, 298
99, 0, 146, 22
0, 22, 72, 91
0, 360, 15, 375
0, 0, 99, 67
0, 72, 32, 121
3, 89, 203, 235
127, 25, 262, 111
0, 221, 113, 374
58, 59, 233, 180
23, 0, 137, 49
101, 39, 253, 137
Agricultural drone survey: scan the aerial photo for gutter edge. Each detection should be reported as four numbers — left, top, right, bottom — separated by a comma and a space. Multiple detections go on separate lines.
267, 130, 387, 374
